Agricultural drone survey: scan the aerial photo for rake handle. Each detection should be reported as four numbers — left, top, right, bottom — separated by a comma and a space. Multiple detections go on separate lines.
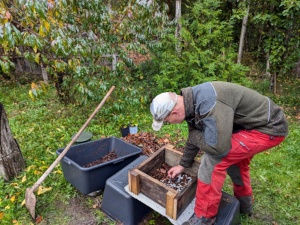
30, 86, 115, 192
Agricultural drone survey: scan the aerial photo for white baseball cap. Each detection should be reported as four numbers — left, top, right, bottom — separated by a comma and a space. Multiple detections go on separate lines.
150, 92, 178, 131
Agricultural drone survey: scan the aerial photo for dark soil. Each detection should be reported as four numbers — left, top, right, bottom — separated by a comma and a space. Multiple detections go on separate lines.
83, 151, 118, 168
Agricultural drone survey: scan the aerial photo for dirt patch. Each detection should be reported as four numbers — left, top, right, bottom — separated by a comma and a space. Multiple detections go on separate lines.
62, 197, 100, 225
39, 194, 101, 225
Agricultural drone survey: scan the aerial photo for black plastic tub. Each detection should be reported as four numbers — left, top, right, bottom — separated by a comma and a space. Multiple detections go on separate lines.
101, 156, 152, 225
56, 137, 142, 195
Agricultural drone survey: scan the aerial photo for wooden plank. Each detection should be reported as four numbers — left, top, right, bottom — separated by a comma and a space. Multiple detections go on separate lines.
164, 146, 182, 167
166, 190, 177, 219
164, 145, 200, 176
175, 178, 197, 217
139, 169, 176, 207
128, 169, 140, 195
136, 147, 165, 174
173, 197, 178, 219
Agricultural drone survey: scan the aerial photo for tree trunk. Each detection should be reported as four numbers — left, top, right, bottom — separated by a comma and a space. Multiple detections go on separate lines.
266, 55, 270, 78
271, 73, 277, 95
0, 103, 25, 181
41, 65, 48, 82
266, 56, 277, 94
295, 60, 300, 78
175, 0, 182, 53
237, 1, 250, 64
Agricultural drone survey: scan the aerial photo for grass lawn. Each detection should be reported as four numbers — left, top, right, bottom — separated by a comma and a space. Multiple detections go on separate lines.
0, 81, 299, 224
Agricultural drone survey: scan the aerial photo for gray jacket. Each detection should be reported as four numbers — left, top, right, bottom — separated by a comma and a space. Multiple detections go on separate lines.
179, 81, 288, 168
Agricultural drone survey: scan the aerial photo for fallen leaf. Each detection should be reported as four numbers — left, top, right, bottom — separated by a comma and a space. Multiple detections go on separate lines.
26, 165, 36, 172
31, 82, 37, 89
34, 170, 42, 175
10, 196, 15, 202
21, 176, 26, 183
10, 183, 19, 187
160, 168, 166, 173
0, 212, 4, 220
5, 11, 11, 20
35, 215, 43, 224
29, 90, 35, 101
37, 186, 52, 195
53, 169, 62, 174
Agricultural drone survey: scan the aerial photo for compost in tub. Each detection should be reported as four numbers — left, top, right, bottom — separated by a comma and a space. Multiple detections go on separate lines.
56, 137, 142, 195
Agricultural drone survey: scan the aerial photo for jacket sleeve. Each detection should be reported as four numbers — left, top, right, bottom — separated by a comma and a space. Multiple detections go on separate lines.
180, 101, 234, 167
179, 123, 200, 168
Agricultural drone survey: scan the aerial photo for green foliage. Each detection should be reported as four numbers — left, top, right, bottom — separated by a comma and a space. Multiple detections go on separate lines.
0, 56, 15, 75
1, 0, 299, 101
132, 59, 161, 101
0, 0, 170, 104
250, 0, 300, 76
149, 0, 249, 94
253, 77, 300, 117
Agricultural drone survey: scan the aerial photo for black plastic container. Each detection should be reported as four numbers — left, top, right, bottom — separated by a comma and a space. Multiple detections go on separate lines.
101, 155, 152, 225
216, 192, 241, 225
56, 137, 142, 195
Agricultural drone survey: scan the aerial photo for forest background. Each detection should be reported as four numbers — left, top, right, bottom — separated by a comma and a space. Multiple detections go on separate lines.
0, 0, 299, 224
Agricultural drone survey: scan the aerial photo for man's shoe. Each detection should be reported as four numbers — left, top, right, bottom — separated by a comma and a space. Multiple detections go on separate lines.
238, 196, 253, 216
182, 214, 216, 225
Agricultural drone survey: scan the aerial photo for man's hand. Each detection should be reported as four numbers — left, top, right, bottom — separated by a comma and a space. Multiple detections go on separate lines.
168, 165, 185, 179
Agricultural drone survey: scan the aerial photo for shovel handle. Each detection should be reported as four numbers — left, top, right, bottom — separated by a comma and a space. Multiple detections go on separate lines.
30, 86, 115, 191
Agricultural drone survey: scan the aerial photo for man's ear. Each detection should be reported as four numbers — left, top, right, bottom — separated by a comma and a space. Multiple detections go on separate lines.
170, 108, 178, 115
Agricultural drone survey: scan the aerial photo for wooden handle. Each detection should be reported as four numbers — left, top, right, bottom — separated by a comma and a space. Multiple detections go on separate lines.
31, 86, 115, 191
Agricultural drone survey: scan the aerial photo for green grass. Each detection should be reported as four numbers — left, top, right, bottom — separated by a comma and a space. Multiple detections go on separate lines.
0, 80, 299, 224
244, 131, 299, 224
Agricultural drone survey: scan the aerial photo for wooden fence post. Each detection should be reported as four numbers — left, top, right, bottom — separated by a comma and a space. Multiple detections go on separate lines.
0, 103, 25, 180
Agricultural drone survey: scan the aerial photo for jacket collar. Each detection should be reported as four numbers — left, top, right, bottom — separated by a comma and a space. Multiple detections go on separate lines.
181, 87, 195, 119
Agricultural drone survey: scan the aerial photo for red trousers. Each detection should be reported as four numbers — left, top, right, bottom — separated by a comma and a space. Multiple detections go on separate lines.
194, 130, 285, 218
